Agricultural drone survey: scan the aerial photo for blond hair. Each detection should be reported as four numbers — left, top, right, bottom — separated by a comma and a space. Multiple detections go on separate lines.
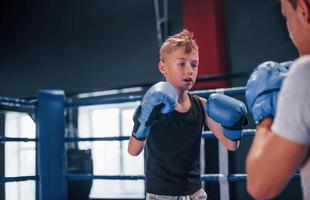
159, 29, 198, 60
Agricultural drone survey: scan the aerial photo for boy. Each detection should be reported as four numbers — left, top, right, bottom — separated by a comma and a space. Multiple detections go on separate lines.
128, 29, 247, 199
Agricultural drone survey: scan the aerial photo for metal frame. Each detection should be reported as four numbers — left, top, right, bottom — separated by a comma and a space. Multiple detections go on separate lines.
0, 86, 301, 200
154, 0, 168, 47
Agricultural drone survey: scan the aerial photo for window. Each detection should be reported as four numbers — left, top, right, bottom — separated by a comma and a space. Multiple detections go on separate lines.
78, 102, 145, 199
4, 101, 145, 199
5, 112, 36, 200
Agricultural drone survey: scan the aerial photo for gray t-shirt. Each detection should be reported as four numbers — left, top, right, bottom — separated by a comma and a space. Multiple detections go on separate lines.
272, 55, 310, 200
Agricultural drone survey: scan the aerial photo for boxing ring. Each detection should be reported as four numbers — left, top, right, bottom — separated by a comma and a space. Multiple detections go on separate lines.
0, 87, 300, 200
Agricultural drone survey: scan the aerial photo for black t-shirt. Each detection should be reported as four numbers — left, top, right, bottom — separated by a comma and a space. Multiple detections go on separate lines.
145, 93, 206, 195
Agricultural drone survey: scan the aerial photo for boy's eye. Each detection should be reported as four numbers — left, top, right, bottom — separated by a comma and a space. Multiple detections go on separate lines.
191, 62, 198, 68
179, 62, 186, 66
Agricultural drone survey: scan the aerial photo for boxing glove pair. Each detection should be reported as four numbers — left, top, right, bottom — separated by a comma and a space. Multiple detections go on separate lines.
132, 82, 248, 141
133, 60, 293, 141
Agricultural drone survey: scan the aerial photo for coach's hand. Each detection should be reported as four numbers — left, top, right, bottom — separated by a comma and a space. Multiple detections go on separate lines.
245, 61, 292, 124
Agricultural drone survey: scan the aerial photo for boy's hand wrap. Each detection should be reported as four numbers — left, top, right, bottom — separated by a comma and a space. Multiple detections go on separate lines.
132, 81, 178, 140
205, 93, 248, 141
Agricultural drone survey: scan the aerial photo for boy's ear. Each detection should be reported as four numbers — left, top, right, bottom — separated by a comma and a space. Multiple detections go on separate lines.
158, 60, 167, 75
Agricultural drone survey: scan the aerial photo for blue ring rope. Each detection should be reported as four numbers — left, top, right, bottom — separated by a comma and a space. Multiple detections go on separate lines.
65, 129, 256, 142
0, 86, 245, 109
0, 129, 255, 143
0, 176, 38, 183
66, 174, 221, 181
66, 173, 300, 182
192, 86, 245, 97
66, 87, 246, 107
67, 95, 142, 107
0, 172, 298, 183
0, 97, 35, 108
67, 174, 145, 181
66, 135, 130, 142
0, 136, 37, 143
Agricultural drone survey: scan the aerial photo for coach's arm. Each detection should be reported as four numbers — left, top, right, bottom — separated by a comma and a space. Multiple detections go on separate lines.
246, 118, 308, 199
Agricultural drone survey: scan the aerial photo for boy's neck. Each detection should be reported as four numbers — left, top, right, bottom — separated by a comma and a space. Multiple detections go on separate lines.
176, 90, 191, 113
177, 90, 190, 103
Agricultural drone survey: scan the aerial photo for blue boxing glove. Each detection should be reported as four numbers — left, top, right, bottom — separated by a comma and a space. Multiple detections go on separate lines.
245, 61, 292, 124
132, 81, 178, 140
205, 93, 248, 141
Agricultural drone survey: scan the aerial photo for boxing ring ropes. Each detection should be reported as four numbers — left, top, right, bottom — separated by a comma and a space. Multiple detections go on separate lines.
0, 87, 300, 200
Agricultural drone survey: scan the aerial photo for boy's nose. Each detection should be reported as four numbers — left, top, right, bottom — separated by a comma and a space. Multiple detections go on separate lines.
185, 65, 193, 75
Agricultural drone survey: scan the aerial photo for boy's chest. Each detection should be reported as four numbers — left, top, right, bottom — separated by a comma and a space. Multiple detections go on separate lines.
175, 100, 191, 113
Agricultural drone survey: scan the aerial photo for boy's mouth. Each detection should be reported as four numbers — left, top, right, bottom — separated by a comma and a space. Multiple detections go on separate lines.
183, 77, 193, 83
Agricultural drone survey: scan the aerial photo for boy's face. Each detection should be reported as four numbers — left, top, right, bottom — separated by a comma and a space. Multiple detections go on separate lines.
159, 46, 199, 92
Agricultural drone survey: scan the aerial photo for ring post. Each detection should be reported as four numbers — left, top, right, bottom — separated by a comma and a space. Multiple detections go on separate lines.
37, 90, 67, 200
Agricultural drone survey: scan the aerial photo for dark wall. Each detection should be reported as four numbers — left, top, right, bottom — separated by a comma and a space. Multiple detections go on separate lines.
0, 0, 298, 97
225, 0, 299, 87
0, 0, 182, 98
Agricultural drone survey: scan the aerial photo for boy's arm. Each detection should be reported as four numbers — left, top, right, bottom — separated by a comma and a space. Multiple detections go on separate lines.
200, 94, 247, 151
128, 135, 146, 156
200, 97, 239, 151
206, 113, 240, 151
127, 81, 178, 156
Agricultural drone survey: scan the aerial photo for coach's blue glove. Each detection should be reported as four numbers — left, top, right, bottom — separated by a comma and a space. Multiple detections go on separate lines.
245, 61, 292, 124
132, 81, 178, 141
205, 93, 248, 141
